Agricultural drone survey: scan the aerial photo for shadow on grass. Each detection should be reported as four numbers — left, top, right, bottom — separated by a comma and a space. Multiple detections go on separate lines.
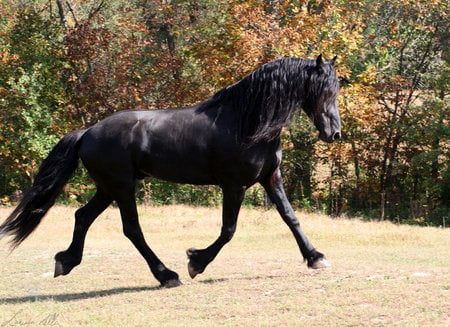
1, 273, 289, 304
198, 273, 285, 285
0, 285, 161, 304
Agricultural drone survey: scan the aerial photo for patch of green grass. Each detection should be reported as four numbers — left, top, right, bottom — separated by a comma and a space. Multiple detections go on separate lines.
0, 205, 449, 326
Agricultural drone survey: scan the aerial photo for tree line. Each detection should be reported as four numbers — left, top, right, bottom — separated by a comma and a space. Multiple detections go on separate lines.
0, 0, 448, 226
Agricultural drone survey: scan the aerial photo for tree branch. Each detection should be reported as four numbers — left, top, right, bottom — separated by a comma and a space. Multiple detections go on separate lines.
88, 0, 106, 21
65, 1, 78, 26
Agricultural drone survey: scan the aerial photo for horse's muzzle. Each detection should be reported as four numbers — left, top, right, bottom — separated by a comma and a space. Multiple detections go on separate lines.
319, 130, 341, 143
332, 131, 341, 141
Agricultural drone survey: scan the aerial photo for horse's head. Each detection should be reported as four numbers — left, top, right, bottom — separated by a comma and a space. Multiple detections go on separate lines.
302, 55, 341, 143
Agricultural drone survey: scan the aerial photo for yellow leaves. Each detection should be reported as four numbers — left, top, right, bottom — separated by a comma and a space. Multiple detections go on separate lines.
0, 195, 11, 205
358, 65, 378, 84
340, 82, 380, 132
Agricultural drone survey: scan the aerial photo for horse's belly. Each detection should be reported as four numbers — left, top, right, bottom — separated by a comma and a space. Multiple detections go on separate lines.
137, 156, 216, 185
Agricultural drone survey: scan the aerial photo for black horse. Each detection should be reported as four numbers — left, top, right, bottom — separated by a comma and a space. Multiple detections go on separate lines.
0, 55, 341, 287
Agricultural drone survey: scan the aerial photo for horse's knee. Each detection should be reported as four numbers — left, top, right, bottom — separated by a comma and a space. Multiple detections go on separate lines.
220, 225, 236, 243
122, 222, 140, 240
74, 207, 93, 230
122, 225, 134, 239
74, 208, 84, 223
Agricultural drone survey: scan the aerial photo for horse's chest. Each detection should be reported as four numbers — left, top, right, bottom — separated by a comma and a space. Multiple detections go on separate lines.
214, 151, 279, 186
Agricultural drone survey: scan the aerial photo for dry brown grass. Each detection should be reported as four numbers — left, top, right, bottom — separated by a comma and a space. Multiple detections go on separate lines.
0, 205, 449, 326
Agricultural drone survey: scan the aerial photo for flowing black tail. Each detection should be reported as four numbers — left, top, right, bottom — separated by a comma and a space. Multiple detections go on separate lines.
0, 129, 86, 248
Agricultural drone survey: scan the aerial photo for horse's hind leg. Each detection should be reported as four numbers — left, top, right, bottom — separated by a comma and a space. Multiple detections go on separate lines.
54, 189, 112, 277
116, 187, 181, 287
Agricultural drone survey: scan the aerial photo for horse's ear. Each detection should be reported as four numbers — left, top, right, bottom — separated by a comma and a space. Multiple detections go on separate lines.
316, 54, 324, 68
330, 55, 337, 66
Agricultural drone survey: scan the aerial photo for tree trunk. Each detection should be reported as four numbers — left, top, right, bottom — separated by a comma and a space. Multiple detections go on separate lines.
55, 0, 67, 27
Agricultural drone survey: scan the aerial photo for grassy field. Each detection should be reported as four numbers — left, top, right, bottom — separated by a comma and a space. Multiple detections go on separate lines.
0, 205, 448, 326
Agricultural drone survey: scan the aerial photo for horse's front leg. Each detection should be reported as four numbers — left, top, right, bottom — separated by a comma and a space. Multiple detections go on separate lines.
261, 168, 330, 269
187, 186, 246, 279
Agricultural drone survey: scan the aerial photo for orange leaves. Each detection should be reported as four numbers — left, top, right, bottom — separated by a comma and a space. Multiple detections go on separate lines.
187, 0, 366, 91
0, 50, 19, 64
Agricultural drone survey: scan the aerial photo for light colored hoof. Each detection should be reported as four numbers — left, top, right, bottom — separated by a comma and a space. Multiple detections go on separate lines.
310, 258, 331, 269
188, 262, 200, 279
54, 261, 64, 277
163, 279, 183, 288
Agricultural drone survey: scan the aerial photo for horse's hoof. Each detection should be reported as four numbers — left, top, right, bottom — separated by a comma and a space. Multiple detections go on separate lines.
162, 279, 183, 288
54, 261, 64, 277
186, 248, 199, 279
187, 262, 200, 279
186, 248, 205, 278
310, 257, 331, 269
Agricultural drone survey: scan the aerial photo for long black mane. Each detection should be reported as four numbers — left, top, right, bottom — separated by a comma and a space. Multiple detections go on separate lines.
201, 57, 337, 143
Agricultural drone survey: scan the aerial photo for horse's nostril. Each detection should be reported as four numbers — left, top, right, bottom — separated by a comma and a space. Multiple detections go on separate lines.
332, 132, 341, 140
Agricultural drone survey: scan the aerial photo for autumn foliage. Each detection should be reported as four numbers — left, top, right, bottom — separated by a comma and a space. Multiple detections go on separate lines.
0, 0, 448, 226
